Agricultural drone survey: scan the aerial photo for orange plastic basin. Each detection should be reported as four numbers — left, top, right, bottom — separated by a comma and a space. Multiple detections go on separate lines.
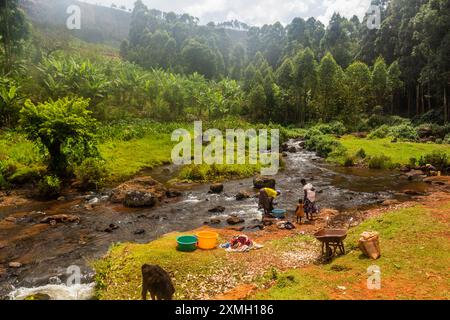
196, 231, 218, 250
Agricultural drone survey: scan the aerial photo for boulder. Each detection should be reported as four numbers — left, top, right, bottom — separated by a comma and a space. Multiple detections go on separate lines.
352, 132, 368, 139
253, 176, 276, 189
104, 223, 119, 233
209, 183, 224, 194
40, 214, 80, 224
134, 229, 146, 235
403, 190, 426, 196
208, 206, 226, 213
110, 176, 165, 204
236, 190, 251, 201
210, 218, 221, 225
405, 169, 426, 181
281, 143, 289, 152
226, 215, 244, 225
288, 146, 297, 153
298, 141, 306, 148
165, 190, 182, 198
124, 190, 157, 208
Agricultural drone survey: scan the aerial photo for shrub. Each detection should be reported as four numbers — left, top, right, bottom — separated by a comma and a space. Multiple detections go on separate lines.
344, 157, 355, 167
0, 173, 10, 190
38, 175, 61, 199
443, 134, 450, 145
356, 148, 366, 159
7, 166, 43, 185
75, 158, 108, 191
368, 155, 394, 169
422, 151, 449, 171
409, 157, 417, 167
389, 124, 418, 141
368, 125, 390, 139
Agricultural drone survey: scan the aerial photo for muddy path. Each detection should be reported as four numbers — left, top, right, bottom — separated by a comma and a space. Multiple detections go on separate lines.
0, 140, 430, 299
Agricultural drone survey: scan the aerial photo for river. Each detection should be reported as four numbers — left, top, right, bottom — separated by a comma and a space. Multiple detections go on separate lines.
0, 140, 428, 299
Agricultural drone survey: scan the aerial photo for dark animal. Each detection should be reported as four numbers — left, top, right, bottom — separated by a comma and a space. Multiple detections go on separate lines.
141, 264, 175, 300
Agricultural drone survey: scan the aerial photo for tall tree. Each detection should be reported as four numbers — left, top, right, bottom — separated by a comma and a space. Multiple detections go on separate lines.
0, 0, 30, 74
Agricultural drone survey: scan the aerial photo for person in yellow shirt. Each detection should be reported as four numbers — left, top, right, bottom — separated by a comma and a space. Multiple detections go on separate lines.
258, 187, 280, 216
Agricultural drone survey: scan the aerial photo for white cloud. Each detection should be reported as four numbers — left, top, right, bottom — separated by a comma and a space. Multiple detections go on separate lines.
80, 0, 372, 26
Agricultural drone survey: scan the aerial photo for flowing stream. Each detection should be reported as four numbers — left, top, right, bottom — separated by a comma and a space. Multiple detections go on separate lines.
0, 140, 428, 299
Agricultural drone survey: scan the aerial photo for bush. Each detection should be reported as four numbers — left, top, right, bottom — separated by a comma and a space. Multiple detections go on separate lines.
389, 124, 418, 141
75, 158, 108, 191
444, 134, 450, 145
0, 174, 10, 190
7, 166, 43, 185
421, 151, 449, 171
310, 121, 346, 136
356, 148, 366, 159
344, 157, 355, 167
409, 157, 417, 167
368, 155, 394, 169
368, 125, 390, 139
38, 175, 61, 199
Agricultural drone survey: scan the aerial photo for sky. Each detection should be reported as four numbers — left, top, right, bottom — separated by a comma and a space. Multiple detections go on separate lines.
81, 0, 373, 26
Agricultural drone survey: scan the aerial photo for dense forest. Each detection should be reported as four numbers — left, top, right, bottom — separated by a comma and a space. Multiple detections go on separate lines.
0, 0, 448, 130
0, 0, 449, 189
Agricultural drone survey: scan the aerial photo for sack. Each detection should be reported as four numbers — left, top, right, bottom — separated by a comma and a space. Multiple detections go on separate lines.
359, 231, 381, 260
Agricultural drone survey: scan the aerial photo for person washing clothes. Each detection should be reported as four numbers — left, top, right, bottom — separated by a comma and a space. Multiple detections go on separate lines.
258, 187, 281, 216
301, 179, 319, 220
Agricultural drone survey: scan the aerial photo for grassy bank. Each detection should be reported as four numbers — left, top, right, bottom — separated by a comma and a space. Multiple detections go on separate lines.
1, 120, 301, 188
340, 136, 450, 165
252, 201, 450, 300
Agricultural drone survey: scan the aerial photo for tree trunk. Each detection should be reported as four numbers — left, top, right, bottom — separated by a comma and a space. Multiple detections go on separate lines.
445, 86, 448, 124
416, 84, 420, 116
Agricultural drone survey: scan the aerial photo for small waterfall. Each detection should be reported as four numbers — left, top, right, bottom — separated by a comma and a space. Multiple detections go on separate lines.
8, 283, 95, 300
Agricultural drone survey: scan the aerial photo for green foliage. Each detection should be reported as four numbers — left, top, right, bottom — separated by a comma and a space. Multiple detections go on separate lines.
389, 124, 419, 141
421, 151, 449, 171
355, 148, 366, 159
8, 166, 43, 185
368, 155, 395, 170
75, 158, 108, 190
368, 125, 390, 139
19, 97, 98, 176
37, 175, 61, 199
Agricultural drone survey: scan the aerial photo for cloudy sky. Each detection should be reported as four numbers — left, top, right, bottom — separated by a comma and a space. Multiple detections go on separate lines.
81, 0, 372, 26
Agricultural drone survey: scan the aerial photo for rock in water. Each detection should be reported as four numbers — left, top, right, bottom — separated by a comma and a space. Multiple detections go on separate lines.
208, 206, 226, 213
226, 215, 244, 225
236, 191, 251, 201
40, 214, 80, 224
253, 176, 276, 189
110, 176, 166, 204
124, 191, 157, 208
209, 183, 224, 194
166, 190, 182, 198
210, 218, 221, 224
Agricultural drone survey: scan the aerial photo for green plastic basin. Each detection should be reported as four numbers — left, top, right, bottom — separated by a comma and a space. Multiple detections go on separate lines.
176, 235, 198, 252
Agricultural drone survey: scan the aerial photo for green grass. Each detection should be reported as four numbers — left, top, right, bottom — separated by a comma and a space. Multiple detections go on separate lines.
340, 136, 450, 165
92, 232, 228, 300
99, 134, 175, 182
252, 203, 450, 300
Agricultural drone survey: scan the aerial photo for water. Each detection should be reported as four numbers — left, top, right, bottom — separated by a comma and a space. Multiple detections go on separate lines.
8, 283, 95, 300
0, 140, 428, 299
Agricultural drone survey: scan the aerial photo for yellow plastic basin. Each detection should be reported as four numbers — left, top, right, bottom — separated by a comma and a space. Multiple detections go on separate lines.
196, 231, 218, 250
